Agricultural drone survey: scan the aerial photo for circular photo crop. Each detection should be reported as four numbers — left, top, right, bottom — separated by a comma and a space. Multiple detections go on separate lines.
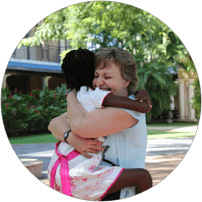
1, 1, 201, 201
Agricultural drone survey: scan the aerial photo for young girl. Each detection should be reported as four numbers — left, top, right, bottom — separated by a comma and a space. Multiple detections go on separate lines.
48, 48, 152, 200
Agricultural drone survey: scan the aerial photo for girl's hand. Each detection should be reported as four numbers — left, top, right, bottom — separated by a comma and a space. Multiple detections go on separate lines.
135, 90, 152, 110
68, 132, 104, 158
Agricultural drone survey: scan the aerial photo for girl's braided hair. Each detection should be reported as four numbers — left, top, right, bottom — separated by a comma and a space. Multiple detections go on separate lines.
61, 48, 95, 91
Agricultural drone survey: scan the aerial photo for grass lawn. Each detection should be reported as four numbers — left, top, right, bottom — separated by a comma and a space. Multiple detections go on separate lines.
9, 133, 58, 144
8, 129, 196, 144
147, 121, 198, 127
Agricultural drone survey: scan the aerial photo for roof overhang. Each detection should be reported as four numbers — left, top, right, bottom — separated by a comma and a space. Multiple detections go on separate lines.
6, 58, 63, 76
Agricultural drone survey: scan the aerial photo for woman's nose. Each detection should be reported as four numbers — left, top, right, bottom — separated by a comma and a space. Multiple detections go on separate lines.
96, 77, 104, 87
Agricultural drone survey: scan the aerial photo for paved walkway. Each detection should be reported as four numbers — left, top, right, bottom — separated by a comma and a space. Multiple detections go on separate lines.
145, 152, 186, 186
143, 125, 196, 186
145, 124, 196, 186
41, 152, 187, 187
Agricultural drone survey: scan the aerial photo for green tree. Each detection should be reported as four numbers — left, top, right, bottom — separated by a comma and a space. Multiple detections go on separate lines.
18, 1, 190, 121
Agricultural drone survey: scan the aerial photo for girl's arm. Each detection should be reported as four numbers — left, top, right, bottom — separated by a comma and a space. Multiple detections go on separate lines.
135, 89, 152, 108
102, 93, 150, 113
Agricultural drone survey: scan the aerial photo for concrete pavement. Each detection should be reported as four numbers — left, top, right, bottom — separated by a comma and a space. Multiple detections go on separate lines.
145, 152, 187, 186
146, 138, 193, 157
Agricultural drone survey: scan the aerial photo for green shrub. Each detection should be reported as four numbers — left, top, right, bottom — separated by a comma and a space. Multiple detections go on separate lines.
1, 84, 68, 136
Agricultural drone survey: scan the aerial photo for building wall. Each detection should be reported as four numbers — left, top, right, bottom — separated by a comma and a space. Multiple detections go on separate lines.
38, 40, 60, 62
49, 77, 66, 90
4, 73, 66, 93
13, 46, 28, 59
11, 27, 62, 63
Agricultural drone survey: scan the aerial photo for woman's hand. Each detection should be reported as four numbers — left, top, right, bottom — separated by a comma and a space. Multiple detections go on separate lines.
68, 132, 104, 158
135, 90, 152, 111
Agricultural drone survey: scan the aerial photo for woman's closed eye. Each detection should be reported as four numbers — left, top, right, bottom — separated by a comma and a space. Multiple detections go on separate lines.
105, 76, 111, 79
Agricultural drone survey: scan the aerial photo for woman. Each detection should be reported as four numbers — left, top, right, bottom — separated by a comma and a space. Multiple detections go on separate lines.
49, 47, 152, 199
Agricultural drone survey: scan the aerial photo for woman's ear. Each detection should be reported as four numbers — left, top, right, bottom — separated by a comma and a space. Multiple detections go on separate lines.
123, 79, 131, 88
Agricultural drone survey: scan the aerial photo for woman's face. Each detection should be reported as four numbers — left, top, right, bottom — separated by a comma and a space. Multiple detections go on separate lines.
93, 62, 130, 97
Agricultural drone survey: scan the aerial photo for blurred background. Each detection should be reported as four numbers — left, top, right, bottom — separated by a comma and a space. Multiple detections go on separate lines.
2, 2, 200, 138
0, 0, 200, 193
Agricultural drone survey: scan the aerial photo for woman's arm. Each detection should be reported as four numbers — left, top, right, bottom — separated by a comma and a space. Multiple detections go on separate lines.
48, 113, 104, 158
48, 112, 69, 142
67, 91, 138, 139
102, 93, 150, 113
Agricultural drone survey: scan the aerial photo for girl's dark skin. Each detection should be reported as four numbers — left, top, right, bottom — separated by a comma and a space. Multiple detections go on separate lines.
106, 169, 152, 195
103, 93, 151, 113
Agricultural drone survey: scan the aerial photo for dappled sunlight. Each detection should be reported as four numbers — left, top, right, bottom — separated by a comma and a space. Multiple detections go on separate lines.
145, 153, 186, 186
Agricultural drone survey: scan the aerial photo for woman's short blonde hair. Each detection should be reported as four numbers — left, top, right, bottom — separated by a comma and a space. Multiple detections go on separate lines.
95, 47, 138, 95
